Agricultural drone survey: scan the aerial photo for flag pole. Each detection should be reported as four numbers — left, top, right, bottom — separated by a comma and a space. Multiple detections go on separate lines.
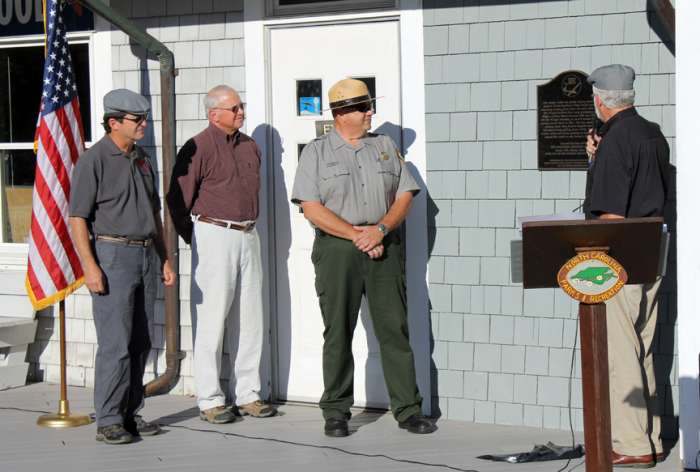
37, 299, 92, 428
31, 0, 91, 428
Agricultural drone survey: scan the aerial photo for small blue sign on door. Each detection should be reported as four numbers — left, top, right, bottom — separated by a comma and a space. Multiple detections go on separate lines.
299, 97, 321, 115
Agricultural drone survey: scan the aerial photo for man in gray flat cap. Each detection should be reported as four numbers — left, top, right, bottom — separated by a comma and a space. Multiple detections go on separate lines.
69, 88, 176, 444
584, 65, 670, 468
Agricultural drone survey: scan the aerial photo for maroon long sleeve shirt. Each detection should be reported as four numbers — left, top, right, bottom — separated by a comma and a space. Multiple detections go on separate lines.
167, 123, 261, 244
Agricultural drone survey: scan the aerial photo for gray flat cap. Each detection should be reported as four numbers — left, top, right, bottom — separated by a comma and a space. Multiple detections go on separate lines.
587, 64, 636, 91
103, 88, 150, 115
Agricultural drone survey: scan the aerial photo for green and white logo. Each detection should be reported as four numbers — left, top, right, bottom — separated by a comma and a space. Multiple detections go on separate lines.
557, 251, 628, 304
571, 266, 618, 288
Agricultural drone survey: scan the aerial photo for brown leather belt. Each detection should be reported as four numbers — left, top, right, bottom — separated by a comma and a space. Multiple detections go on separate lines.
198, 216, 256, 232
95, 235, 153, 247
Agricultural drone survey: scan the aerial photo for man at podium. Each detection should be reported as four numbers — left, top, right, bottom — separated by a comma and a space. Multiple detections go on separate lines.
583, 64, 671, 467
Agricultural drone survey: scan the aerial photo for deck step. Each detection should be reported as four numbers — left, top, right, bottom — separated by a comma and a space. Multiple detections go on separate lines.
0, 271, 35, 320
0, 317, 37, 389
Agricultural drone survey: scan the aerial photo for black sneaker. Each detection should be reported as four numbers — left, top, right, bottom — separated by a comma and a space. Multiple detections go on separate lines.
96, 424, 133, 444
131, 415, 161, 436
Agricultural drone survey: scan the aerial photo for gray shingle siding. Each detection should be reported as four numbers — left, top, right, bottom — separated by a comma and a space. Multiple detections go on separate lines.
425, 0, 676, 432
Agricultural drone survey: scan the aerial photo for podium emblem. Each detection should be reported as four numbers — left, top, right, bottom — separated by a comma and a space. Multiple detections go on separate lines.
557, 251, 628, 304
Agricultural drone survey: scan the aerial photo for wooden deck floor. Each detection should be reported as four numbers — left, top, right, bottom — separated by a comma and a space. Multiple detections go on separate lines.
0, 383, 682, 472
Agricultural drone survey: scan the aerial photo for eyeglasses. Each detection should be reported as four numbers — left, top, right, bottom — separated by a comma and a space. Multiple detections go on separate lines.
121, 114, 148, 125
214, 103, 246, 114
340, 102, 373, 114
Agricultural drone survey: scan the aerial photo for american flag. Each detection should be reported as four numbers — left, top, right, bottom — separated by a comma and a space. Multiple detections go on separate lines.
26, 0, 85, 310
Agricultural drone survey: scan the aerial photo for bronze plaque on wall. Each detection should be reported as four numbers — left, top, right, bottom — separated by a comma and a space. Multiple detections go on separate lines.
537, 70, 595, 170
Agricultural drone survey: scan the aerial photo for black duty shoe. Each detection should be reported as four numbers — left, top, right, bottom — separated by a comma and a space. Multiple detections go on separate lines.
324, 418, 349, 437
398, 414, 437, 434
96, 424, 133, 444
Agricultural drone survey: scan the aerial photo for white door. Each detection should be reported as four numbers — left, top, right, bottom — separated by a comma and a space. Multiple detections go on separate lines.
269, 20, 401, 408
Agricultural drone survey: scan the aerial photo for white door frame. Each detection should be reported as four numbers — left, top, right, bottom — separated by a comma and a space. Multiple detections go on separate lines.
676, 1, 700, 468
244, 0, 431, 414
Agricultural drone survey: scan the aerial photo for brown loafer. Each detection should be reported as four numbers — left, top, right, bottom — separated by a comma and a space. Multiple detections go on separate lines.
612, 451, 656, 468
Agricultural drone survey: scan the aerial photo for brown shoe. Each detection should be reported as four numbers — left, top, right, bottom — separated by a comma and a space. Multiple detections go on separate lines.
238, 400, 277, 418
612, 451, 656, 468
199, 406, 237, 424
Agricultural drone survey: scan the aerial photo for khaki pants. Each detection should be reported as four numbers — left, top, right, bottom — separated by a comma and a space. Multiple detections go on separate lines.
190, 220, 264, 411
606, 278, 663, 456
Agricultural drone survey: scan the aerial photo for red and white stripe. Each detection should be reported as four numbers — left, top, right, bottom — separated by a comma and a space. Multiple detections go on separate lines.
26, 98, 84, 309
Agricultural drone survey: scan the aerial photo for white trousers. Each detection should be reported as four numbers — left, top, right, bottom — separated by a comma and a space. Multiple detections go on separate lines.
191, 219, 263, 411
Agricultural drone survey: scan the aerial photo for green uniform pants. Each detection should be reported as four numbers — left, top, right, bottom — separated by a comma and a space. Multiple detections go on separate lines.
311, 231, 422, 422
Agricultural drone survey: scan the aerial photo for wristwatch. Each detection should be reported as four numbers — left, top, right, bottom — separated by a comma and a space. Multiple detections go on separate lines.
377, 223, 388, 237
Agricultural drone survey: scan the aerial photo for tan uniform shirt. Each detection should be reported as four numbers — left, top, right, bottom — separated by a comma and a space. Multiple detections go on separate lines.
291, 129, 420, 225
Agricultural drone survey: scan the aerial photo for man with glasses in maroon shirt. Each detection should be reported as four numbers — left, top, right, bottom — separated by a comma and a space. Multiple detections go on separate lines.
168, 85, 276, 424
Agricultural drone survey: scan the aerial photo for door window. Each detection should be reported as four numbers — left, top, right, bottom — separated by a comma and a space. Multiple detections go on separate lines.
296, 79, 322, 116
352, 76, 376, 113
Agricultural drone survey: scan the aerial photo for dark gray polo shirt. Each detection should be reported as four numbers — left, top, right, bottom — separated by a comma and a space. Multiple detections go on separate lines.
69, 135, 160, 239
291, 129, 420, 225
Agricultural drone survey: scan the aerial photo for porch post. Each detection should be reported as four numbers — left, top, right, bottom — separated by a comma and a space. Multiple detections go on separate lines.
676, 0, 700, 468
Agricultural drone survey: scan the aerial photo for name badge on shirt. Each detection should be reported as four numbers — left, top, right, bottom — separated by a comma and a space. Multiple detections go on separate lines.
380, 152, 390, 161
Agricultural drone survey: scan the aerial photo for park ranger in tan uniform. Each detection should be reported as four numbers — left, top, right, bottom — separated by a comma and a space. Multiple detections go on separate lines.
291, 78, 435, 437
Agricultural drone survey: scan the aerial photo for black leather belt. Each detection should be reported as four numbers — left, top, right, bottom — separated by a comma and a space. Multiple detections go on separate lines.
198, 216, 256, 232
95, 235, 153, 247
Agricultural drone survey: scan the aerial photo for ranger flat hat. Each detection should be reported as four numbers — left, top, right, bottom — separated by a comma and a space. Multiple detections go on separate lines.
328, 78, 376, 110
103, 88, 151, 116
587, 64, 636, 91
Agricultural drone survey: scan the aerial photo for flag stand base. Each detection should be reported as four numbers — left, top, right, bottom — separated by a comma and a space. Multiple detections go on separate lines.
37, 400, 92, 428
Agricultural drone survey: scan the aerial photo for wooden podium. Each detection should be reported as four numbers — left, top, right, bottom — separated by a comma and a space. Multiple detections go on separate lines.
522, 217, 664, 472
